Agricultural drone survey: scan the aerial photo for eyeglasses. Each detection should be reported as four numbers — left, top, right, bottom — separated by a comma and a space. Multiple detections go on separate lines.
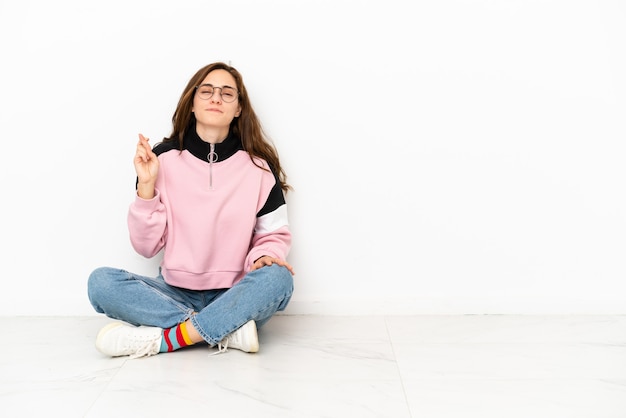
195, 84, 239, 103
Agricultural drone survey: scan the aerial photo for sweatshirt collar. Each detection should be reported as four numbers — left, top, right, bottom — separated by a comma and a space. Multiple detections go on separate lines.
185, 127, 243, 163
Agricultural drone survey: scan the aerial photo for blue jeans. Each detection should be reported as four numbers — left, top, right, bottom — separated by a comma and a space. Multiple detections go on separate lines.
87, 264, 294, 346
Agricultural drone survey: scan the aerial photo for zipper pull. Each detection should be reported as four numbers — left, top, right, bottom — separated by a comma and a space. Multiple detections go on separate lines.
208, 143, 218, 190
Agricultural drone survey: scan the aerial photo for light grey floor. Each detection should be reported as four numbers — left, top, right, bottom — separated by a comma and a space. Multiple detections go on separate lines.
1, 315, 626, 417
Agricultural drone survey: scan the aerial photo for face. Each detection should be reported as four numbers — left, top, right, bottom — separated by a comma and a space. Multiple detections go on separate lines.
192, 69, 242, 132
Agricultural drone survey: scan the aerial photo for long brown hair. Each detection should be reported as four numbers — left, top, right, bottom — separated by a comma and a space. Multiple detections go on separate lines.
163, 62, 291, 193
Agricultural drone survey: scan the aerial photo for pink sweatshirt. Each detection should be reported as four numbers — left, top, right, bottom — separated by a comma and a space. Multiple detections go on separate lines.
127, 132, 291, 290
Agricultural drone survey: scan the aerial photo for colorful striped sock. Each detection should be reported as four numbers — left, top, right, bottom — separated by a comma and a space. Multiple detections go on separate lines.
159, 322, 195, 353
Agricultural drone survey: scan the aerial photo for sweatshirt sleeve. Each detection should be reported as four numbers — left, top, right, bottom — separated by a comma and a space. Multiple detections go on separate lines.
127, 188, 168, 258
244, 176, 292, 270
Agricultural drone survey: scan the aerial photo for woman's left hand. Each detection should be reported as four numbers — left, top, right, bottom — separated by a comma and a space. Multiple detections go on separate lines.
251, 256, 295, 275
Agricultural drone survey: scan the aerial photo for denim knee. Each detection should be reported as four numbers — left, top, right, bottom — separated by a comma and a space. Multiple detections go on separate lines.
87, 267, 120, 312
266, 264, 295, 308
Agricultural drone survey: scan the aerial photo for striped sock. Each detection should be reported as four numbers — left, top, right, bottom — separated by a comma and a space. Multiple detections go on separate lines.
159, 322, 195, 353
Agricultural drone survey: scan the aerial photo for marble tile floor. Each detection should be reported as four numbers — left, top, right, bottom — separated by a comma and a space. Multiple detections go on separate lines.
1, 315, 626, 417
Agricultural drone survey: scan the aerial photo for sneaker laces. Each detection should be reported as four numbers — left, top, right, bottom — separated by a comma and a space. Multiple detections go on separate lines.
210, 330, 240, 356
211, 340, 229, 356
129, 338, 161, 359
130, 341, 160, 359
208, 321, 257, 356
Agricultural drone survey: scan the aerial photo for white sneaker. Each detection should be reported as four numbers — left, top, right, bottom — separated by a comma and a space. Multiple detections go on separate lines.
214, 320, 259, 354
96, 322, 162, 358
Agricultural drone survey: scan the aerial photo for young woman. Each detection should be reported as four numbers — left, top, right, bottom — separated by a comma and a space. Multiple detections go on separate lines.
88, 62, 295, 358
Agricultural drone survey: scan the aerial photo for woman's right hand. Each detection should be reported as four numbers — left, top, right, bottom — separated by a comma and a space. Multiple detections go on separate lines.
134, 133, 159, 199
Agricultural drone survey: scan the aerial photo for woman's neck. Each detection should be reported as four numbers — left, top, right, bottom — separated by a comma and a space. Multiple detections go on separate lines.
195, 125, 229, 144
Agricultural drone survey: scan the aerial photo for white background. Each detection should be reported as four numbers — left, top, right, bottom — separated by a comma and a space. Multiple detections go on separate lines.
0, 0, 624, 316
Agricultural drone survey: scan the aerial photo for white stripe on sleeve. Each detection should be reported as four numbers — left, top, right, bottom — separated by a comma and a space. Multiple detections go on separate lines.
255, 204, 289, 234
